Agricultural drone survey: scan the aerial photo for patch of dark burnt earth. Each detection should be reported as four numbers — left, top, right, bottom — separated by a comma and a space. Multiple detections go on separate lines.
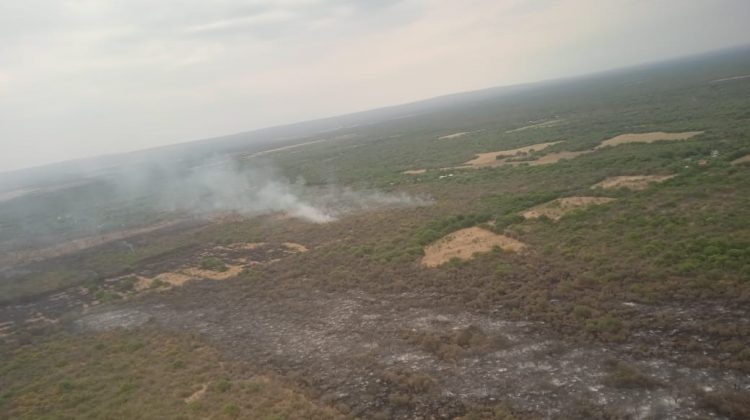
0, 220, 208, 306
71, 280, 750, 419
0, 287, 91, 341
208, 243, 299, 265
615, 300, 750, 372
123, 244, 203, 275
0, 242, 307, 343
73, 309, 152, 332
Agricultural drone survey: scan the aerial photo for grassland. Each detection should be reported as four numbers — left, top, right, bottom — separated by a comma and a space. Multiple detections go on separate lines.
0, 329, 343, 419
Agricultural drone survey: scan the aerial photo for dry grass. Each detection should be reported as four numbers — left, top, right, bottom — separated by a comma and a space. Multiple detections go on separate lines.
731, 154, 750, 165
282, 242, 309, 253
421, 227, 526, 267
439, 132, 471, 140
0, 330, 343, 419
505, 119, 564, 133
402, 169, 427, 175
596, 131, 703, 148
591, 175, 674, 190
228, 242, 266, 250
698, 389, 750, 418
521, 150, 590, 166
463, 142, 562, 166
521, 197, 615, 221
137, 272, 192, 290
182, 265, 244, 280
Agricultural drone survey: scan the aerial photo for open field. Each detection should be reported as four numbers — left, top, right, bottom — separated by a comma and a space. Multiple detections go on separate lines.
421, 227, 526, 267
591, 175, 675, 190
461, 142, 562, 167
520, 197, 616, 221
596, 131, 704, 148
2, 48, 750, 419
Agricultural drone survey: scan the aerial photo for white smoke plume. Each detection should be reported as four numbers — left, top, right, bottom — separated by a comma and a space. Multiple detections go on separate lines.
115, 156, 430, 223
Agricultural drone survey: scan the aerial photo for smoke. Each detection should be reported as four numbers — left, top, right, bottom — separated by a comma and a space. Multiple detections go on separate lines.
115, 156, 430, 223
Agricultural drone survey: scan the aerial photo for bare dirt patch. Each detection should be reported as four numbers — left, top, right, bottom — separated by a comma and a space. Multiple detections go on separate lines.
244, 138, 329, 158
183, 265, 244, 281
139, 272, 193, 290
184, 384, 207, 404
227, 242, 266, 250
462, 142, 562, 167
402, 169, 427, 175
129, 242, 309, 292
592, 175, 674, 190
438, 132, 471, 140
421, 227, 526, 267
596, 131, 703, 149
710, 74, 750, 83
521, 150, 591, 166
282, 242, 308, 253
731, 154, 750, 165
133, 275, 159, 291
505, 119, 564, 133
136, 257, 262, 290
521, 197, 615, 221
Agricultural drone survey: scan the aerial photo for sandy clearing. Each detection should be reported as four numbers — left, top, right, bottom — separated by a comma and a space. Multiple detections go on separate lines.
244, 138, 329, 158
596, 131, 703, 149
445, 148, 588, 171
403, 169, 427, 175
463, 142, 563, 166
447, 130, 702, 172
521, 197, 615, 221
282, 242, 308, 253
135, 266, 244, 291
710, 74, 750, 83
731, 154, 750, 165
183, 265, 244, 281
421, 227, 526, 267
439, 132, 470, 140
184, 384, 207, 404
505, 119, 564, 133
154, 272, 193, 287
592, 175, 674, 190
229, 242, 266, 250
134, 276, 158, 291
521, 150, 591, 166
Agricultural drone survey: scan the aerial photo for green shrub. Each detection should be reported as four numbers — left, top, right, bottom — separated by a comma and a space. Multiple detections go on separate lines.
200, 256, 228, 272
222, 403, 240, 417
215, 379, 231, 393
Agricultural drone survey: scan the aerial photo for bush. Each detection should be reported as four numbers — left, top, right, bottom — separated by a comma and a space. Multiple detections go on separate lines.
572, 305, 592, 319
215, 379, 231, 393
149, 278, 167, 289
222, 403, 240, 417
200, 256, 228, 272
603, 361, 661, 389
585, 315, 622, 335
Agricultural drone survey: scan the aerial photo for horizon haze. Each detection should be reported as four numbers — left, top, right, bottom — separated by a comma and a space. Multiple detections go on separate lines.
2, 0, 750, 172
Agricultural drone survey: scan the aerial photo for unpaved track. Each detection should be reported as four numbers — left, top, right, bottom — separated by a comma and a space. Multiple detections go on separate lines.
71, 283, 749, 419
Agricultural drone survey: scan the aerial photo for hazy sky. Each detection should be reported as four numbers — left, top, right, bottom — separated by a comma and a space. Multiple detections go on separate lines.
1, 0, 748, 172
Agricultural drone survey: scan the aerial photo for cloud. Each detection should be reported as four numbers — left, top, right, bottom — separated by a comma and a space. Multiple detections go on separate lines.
0, 0, 749, 171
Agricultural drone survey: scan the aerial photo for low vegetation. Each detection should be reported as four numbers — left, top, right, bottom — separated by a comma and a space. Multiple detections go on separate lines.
0, 330, 343, 419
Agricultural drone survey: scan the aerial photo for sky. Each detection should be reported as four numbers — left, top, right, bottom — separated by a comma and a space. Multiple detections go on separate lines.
1, 0, 749, 172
